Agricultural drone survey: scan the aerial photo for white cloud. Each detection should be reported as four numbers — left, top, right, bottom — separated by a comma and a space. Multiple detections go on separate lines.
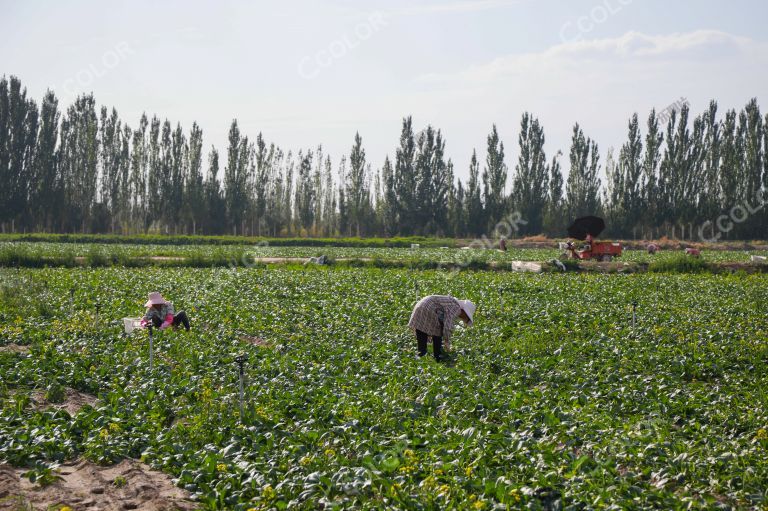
402, 29, 768, 180
217, 29, 768, 180
419, 30, 765, 84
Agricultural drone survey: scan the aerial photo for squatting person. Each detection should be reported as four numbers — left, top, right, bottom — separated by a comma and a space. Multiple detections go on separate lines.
141, 291, 190, 331
408, 295, 475, 361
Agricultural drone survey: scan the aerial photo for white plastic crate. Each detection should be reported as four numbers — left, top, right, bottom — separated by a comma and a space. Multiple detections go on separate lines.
123, 317, 143, 334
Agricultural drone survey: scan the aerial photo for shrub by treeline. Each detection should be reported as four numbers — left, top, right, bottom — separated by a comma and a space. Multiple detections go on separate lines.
1, 74, 767, 239
647, 254, 711, 273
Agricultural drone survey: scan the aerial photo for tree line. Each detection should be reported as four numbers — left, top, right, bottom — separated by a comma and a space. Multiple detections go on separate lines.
1, 74, 766, 239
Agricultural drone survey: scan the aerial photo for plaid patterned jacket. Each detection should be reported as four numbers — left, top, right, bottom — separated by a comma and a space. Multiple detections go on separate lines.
408, 295, 462, 350
143, 303, 175, 324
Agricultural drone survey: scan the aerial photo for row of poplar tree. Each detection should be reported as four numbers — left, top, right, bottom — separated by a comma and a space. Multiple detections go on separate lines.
1, 74, 767, 239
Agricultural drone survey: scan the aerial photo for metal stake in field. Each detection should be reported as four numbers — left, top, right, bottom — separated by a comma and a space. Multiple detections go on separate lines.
235, 353, 248, 421
148, 324, 154, 371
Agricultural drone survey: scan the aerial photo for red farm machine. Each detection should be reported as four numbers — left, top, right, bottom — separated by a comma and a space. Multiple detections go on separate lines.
562, 216, 623, 262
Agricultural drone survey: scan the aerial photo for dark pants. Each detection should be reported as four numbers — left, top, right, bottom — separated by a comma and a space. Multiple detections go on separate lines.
150, 310, 190, 331
416, 329, 443, 360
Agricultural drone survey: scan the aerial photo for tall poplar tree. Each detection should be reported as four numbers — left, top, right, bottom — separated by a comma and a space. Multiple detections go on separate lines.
347, 132, 368, 236
465, 150, 484, 236
394, 117, 416, 235
565, 123, 601, 220
186, 122, 204, 234
32, 90, 59, 231
512, 113, 548, 235
482, 124, 507, 231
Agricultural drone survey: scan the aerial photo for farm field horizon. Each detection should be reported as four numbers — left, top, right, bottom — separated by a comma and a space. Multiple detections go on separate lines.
1, 262, 767, 509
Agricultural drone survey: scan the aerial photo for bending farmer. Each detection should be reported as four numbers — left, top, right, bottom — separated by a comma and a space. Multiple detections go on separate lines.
141, 292, 190, 331
408, 295, 475, 361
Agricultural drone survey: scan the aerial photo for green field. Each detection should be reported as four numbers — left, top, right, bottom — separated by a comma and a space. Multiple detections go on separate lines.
1, 261, 768, 509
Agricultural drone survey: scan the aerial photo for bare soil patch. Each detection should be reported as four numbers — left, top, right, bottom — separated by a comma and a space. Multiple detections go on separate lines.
0, 344, 29, 354
30, 388, 99, 416
238, 334, 271, 348
0, 459, 197, 510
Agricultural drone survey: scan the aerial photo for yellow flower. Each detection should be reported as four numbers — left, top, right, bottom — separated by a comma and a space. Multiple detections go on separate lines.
434, 468, 444, 476
262, 484, 276, 500
99, 428, 109, 439
398, 465, 416, 474
216, 463, 227, 472
299, 455, 313, 466
473, 499, 487, 510
403, 448, 415, 458
438, 484, 450, 496
509, 488, 522, 503
60, 507, 73, 511
109, 422, 121, 433
757, 428, 767, 440
324, 448, 336, 457
465, 466, 473, 477
421, 475, 436, 490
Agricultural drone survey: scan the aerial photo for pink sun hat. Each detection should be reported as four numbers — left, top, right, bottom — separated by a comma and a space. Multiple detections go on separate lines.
145, 292, 168, 308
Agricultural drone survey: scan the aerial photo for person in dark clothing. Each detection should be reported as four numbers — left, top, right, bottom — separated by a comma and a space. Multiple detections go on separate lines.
140, 292, 190, 331
408, 295, 476, 361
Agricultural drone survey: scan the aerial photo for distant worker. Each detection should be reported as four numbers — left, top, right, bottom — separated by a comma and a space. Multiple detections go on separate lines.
499, 237, 507, 252
583, 233, 594, 252
647, 243, 659, 254
141, 292, 190, 331
408, 295, 475, 361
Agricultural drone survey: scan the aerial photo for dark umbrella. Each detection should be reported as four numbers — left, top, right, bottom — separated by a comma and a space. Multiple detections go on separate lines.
567, 216, 606, 240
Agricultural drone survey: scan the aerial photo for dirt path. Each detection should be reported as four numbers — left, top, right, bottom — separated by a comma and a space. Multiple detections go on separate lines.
74, 256, 185, 263
252, 257, 374, 263
72, 255, 375, 264
0, 459, 197, 511
252, 257, 305, 263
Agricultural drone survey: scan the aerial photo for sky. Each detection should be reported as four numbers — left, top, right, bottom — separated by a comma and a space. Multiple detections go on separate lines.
2, 0, 767, 184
